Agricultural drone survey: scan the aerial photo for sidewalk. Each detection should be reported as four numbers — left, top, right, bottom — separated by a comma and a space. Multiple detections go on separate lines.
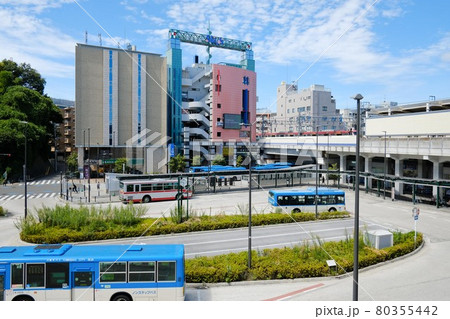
61, 178, 120, 204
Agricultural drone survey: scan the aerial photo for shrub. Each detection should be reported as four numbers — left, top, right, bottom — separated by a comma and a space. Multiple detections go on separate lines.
0, 206, 6, 217
186, 231, 422, 283
18, 207, 349, 244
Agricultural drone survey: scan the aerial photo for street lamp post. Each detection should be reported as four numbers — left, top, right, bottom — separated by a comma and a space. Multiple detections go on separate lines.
88, 128, 91, 203
53, 122, 58, 172
20, 121, 28, 218
352, 93, 363, 301
241, 122, 253, 269
383, 131, 387, 200
315, 125, 319, 219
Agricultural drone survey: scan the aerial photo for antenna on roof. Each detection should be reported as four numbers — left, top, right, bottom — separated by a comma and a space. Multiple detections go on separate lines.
85, 31, 88, 44
98, 33, 102, 46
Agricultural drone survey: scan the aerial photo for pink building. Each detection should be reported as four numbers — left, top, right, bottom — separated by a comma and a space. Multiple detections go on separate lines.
211, 64, 256, 142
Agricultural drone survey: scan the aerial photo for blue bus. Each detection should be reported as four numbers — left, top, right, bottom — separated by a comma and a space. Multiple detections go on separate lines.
268, 188, 346, 213
189, 165, 246, 173
253, 162, 293, 170
0, 244, 185, 301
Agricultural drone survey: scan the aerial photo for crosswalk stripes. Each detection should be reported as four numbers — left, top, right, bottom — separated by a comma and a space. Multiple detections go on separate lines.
0, 192, 59, 201
17, 180, 60, 186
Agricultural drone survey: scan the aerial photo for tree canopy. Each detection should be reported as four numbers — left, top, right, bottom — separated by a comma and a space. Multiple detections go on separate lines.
169, 154, 186, 173
0, 59, 62, 179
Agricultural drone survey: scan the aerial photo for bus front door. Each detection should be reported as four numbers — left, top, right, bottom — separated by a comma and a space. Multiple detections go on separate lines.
71, 263, 96, 301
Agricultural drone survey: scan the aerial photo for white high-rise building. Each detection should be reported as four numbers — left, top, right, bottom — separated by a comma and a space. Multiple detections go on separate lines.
274, 83, 344, 133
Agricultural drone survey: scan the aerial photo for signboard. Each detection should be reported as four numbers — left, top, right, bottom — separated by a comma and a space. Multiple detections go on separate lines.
83, 165, 90, 180
412, 207, 420, 220
103, 159, 116, 164
223, 114, 242, 129
169, 143, 175, 158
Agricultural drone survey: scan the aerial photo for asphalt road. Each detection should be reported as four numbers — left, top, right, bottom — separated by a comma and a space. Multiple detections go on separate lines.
1, 183, 450, 302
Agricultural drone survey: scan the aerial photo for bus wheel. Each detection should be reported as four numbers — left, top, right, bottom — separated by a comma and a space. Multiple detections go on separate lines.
142, 196, 151, 203
12, 295, 34, 301
292, 208, 301, 213
111, 293, 132, 301
328, 207, 337, 212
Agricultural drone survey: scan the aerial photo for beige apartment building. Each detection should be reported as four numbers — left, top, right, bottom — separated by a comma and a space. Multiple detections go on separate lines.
75, 44, 168, 175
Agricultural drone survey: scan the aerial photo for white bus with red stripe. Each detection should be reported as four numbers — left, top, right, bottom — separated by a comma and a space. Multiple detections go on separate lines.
119, 179, 192, 203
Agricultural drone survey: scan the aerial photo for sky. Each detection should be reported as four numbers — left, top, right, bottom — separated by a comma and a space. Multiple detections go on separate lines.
1, 0, 450, 111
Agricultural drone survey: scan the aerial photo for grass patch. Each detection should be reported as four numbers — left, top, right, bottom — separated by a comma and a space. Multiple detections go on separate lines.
186, 231, 423, 283
17, 204, 350, 243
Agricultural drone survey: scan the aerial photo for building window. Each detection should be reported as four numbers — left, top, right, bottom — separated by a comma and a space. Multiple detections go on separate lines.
217, 132, 221, 137
217, 103, 221, 109
215, 84, 222, 92
243, 76, 249, 85
322, 106, 328, 112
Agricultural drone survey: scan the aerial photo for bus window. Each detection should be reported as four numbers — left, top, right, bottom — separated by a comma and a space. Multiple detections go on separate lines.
164, 183, 175, 190
152, 184, 163, 191
11, 263, 24, 288
26, 264, 45, 288
74, 272, 92, 287
336, 195, 345, 204
129, 261, 155, 282
305, 195, 315, 205
277, 196, 287, 206
99, 262, 126, 283
157, 262, 176, 282
46, 263, 69, 288
126, 184, 134, 192
141, 184, 152, 191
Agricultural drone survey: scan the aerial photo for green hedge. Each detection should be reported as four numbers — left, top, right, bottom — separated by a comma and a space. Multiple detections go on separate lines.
18, 205, 349, 243
186, 231, 423, 283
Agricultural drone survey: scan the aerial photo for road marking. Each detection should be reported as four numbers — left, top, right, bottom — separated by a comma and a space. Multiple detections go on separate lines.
0, 193, 58, 201
263, 283, 325, 301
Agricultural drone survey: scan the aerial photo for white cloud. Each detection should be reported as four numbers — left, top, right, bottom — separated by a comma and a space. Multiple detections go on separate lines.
0, 0, 73, 13
0, 5, 75, 80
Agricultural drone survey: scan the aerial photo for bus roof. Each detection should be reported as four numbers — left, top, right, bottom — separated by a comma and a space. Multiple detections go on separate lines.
119, 179, 178, 184
0, 244, 185, 263
269, 188, 345, 196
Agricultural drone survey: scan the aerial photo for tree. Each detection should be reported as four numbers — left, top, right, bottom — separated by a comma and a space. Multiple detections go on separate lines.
169, 154, 186, 173
114, 158, 130, 173
236, 155, 244, 167
328, 163, 340, 184
212, 154, 227, 166
0, 59, 46, 94
66, 152, 78, 173
192, 155, 202, 166
0, 59, 62, 179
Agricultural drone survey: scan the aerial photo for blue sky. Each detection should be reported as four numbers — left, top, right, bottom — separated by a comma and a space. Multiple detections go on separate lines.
1, 0, 450, 111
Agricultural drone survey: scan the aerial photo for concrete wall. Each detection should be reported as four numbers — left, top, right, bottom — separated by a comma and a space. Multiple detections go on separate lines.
366, 111, 450, 136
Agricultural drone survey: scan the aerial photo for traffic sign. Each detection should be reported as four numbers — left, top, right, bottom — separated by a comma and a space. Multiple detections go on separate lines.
412, 207, 420, 219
